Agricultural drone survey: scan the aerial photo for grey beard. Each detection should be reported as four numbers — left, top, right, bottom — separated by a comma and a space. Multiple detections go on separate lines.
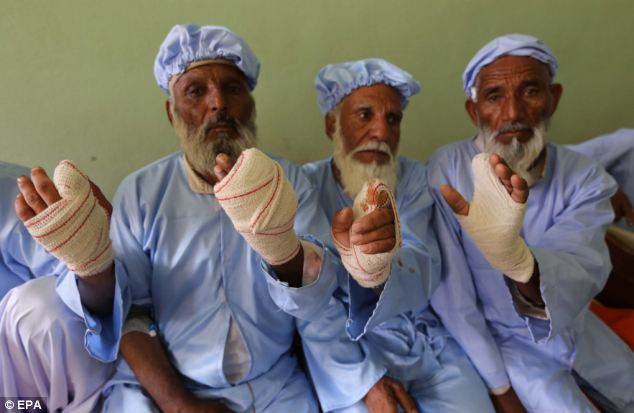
480, 121, 547, 182
332, 125, 398, 199
172, 111, 257, 176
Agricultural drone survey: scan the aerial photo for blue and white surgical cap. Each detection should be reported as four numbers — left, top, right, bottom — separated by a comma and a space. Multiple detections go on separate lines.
315, 58, 420, 115
462, 34, 558, 97
154, 24, 260, 95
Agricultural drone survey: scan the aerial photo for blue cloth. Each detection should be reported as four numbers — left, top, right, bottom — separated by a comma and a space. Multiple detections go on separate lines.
83, 151, 380, 412
315, 58, 420, 114
428, 139, 634, 412
154, 24, 260, 94
302, 157, 495, 412
463, 34, 558, 96
567, 128, 634, 229
0, 161, 65, 299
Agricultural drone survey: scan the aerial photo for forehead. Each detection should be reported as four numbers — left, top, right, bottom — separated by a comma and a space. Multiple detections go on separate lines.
341, 83, 402, 110
173, 62, 248, 89
476, 55, 551, 89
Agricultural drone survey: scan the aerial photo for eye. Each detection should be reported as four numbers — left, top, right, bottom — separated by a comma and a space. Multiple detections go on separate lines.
186, 86, 204, 98
358, 109, 372, 120
226, 82, 245, 95
525, 86, 540, 97
486, 94, 501, 103
387, 113, 402, 125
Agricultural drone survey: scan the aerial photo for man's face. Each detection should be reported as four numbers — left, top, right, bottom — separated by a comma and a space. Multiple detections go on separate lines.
171, 63, 255, 138
467, 55, 562, 145
168, 63, 257, 179
335, 84, 402, 165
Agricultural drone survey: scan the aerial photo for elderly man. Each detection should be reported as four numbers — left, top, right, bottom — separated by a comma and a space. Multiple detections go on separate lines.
0, 160, 115, 411
301, 58, 494, 412
427, 34, 634, 413
11, 24, 392, 413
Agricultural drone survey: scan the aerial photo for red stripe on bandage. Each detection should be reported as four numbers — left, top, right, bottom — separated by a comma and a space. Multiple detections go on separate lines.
215, 177, 273, 201
25, 201, 66, 228
48, 197, 98, 252
31, 189, 91, 238
71, 240, 112, 274
250, 165, 281, 231
214, 154, 245, 194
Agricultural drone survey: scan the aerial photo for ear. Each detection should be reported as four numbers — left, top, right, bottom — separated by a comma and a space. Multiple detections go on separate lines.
165, 100, 174, 125
324, 113, 336, 140
465, 99, 478, 126
549, 83, 563, 115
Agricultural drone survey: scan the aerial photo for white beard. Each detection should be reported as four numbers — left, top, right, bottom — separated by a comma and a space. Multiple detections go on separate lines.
171, 109, 257, 176
480, 121, 547, 182
332, 126, 398, 199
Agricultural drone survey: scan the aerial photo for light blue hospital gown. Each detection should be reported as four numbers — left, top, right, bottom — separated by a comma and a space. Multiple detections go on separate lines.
0, 160, 114, 412
301, 157, 495, 413
82, 151, 382, 413
568, 128, 634, 230
428, 139, 634, 413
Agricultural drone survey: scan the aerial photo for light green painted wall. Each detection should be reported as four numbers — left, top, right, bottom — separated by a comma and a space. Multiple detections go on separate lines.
2, 0, 633, 198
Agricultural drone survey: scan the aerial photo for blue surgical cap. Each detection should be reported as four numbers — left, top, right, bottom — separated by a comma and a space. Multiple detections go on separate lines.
462, 34, 558, 97
315, 58, 420, 115
154, 24, 260, 95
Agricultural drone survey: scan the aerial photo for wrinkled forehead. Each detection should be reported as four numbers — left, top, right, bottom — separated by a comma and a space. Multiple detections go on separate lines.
339, 83, 403, 111
475, 55, 552, 90
169, 59, 248, 94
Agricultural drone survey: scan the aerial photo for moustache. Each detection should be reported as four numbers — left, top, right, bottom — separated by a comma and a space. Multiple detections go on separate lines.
496, 122, 532, 136
203, 113, 239, 135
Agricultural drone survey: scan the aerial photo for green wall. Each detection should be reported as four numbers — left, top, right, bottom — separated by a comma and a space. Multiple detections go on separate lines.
2, 0, 633, 198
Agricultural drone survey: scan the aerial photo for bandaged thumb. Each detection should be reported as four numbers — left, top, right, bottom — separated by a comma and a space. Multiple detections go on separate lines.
334, 180, 401, 288
456, 154, 534, 282
24, 161, 112, 276
214, 148, 301, 266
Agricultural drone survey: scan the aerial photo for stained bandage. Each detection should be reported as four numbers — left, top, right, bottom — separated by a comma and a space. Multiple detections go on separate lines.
334, 180, 401, 288
214, 148, 301, 266
24, 161, 112, 277
456, 154, 534, 282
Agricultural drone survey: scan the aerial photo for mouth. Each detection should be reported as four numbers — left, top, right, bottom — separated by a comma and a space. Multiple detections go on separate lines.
353, 149, 391, 164
496, 128, 533, 143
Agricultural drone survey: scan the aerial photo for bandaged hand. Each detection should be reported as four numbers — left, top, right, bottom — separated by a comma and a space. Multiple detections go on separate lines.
21, 161, 113, 277
213, 148, 301, 266
441, 153, 534, 282
333, 180, 401, 288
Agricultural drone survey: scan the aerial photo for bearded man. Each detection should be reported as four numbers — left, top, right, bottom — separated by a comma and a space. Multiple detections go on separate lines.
427, 34, 634, 413
301, 58, 494, 412
9, 24, 393, 413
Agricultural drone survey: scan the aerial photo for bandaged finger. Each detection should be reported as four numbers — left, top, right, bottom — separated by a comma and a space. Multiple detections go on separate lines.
24, 160, 112, 277
334, 180, 401, 288
214, 148, 301, 265
457, 154, 534, 282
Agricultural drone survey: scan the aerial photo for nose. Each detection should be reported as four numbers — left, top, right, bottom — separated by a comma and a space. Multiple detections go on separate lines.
369, 117, 390, 142
503, 94, 525, 122
208, 88, 227, 113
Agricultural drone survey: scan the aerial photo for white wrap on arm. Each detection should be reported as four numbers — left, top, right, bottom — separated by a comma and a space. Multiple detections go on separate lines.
24, 160, 112, 277
214, 148, 301, 266
457, 153, 534, 282
334, 180, 401, 288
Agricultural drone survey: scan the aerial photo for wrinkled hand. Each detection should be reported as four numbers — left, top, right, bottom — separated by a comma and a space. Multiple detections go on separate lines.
15, 166, 112, 221
213, 153, 235, 183
440, 154, 528, 216
364, 376, 418, 413
331, 193, 397, 254
490, 387, 527, 413
610, 189, 634, 225
440, 153, 534, 283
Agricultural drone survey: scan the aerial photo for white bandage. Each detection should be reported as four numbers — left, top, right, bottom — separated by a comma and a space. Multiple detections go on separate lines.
334, 180, 401, 288
24, 161, 112, 277
456, 154, 534, 282
214, 148, 301, 266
